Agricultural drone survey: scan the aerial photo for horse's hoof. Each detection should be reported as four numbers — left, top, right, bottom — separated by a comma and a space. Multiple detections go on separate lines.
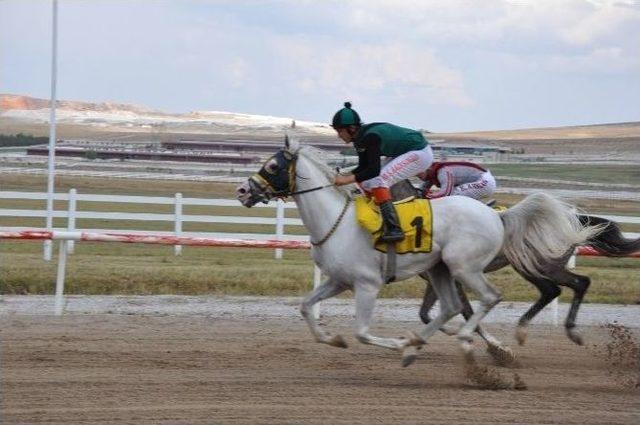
407, 331, 426, 347
328, 334, 348, 348
515, 326, 528, 346
487, 344, 517, 367
566, 328, 584, 346
460, 341, 475, 364
440, 324, 459, 336
401, 346, 418, 368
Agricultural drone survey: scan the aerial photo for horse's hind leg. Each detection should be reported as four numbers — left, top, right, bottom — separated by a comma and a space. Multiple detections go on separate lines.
450, 270, 502, 359
550, 268, 591, 345
420, 274, 507, 351
514, 274, 561, 345
419, 274, 472, 336
300, 276, 349, 348
418, 278, 437, 325
452, 280, 514, 363
417, 262, 462, 344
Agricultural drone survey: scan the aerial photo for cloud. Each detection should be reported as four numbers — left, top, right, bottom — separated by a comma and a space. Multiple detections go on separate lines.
1, 0, 638, 130
270, 36, 473, 107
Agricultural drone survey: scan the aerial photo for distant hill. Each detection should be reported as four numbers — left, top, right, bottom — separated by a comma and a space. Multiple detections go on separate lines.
430, 121, 640, 141
0, 94, 336, 142
1, 93, 638, 158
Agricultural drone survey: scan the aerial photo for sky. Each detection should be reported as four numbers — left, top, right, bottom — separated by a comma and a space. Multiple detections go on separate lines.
1, 0, 639, 132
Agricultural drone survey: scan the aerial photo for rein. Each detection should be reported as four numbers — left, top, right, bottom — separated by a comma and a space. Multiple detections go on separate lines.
289, 183, 335, 196
253, 149, 351, 247
310, 194, 351, 247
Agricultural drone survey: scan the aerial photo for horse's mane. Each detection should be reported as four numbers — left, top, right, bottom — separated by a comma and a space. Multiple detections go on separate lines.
297, 146, 355, 198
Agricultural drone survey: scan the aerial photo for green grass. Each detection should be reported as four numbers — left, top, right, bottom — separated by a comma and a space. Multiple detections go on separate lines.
1, 241, 638, 304
487, 163, 640, 186
1, 171, 639, 303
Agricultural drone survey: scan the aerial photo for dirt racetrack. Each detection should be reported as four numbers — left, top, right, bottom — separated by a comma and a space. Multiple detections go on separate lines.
2, 312, 639, 425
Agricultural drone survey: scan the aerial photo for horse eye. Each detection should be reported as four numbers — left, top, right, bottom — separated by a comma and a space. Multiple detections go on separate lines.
265, 160, 279, 174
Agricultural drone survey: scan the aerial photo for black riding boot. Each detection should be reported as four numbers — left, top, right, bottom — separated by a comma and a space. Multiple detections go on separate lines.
378, 201, 405, 243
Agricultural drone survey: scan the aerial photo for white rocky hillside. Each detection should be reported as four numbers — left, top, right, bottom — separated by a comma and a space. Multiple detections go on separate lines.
0, 94, 335, 138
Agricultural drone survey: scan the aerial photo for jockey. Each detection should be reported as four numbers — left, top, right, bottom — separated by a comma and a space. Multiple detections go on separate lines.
420, 161, 496, 201
331, 102, 434, 243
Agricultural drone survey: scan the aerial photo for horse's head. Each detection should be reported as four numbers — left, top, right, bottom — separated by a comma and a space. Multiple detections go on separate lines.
237, 134, 300, 207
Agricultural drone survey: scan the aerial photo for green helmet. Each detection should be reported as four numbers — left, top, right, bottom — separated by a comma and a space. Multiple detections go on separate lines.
331, 102, 361, 128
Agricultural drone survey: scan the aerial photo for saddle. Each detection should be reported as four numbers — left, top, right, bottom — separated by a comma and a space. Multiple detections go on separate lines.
355, 195, 433, 254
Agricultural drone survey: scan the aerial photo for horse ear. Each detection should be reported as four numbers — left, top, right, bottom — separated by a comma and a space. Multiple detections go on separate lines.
284, 132, 300, 153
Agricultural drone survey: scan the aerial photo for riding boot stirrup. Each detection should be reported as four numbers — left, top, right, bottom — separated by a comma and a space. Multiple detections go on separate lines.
378, 201, 405, 243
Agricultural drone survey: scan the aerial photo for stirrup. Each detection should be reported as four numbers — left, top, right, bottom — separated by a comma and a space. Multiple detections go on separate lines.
379, 230, 405, 243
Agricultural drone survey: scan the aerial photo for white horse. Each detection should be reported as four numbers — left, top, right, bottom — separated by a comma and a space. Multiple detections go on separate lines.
236, 136, 601, 366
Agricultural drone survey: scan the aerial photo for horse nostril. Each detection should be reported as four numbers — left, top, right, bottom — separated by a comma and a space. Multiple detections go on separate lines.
237, 188, 246, 195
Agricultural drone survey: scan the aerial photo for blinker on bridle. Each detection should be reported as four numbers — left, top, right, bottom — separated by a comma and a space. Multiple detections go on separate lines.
249, 148, 351, 246
250, 150, 334, 200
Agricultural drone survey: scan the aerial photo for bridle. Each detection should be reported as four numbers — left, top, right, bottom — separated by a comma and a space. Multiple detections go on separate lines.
247, 149, 351, 246
248, 150, 333, 199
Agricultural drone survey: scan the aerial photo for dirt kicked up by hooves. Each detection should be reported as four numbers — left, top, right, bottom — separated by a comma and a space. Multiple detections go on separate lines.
463, 350, 528, 390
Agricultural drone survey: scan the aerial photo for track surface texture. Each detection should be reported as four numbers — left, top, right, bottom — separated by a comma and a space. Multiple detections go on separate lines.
2, 310, 639, 424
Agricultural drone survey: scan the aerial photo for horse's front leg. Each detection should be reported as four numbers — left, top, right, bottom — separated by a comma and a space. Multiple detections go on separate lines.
300, 277, 349, 348
354, 284, 421, 364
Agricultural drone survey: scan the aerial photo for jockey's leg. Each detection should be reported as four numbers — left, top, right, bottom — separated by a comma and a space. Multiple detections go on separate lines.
361, 147, 434, 243
373, 187, 404, 243
451, 171, 496, 200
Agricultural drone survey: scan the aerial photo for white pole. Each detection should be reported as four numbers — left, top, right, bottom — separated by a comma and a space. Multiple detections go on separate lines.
174, 192, 183, 256
54, 240, 67, 316
66, 188, 76, 254
44, 0, 59, 261
312, 265, 321, 320
274, 199, 285, 259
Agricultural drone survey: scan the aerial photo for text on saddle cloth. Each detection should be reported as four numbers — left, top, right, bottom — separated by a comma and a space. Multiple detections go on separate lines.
355, 196, 433, 254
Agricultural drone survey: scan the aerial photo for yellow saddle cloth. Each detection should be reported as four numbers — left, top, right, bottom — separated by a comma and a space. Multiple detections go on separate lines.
355, 196, 433, 254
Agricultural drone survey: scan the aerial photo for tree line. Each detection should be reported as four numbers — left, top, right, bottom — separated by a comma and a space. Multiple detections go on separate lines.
0, 133, 49, 147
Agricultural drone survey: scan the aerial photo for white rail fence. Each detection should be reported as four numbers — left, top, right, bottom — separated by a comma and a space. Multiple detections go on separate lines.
0, 190, 305, 257
1, 190, 639, 319
2, 190, 638, 249
0, 189, 313, 316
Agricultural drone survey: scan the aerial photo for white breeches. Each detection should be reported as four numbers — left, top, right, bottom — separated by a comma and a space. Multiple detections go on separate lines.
451, 171, 496, 200
360, 146, 434, 191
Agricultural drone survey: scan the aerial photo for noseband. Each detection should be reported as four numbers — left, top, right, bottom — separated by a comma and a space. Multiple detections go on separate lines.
249, 150, 334, 200
249, 149, 350, 246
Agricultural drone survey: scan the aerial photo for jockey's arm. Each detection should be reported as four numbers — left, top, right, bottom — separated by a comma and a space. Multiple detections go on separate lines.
334, 135, 381, 186
352, 135, 382, 182
426, 169, 454, 198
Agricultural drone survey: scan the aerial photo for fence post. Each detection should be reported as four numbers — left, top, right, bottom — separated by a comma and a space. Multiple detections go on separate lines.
174, 193, 183, 256
312, 265, 321, 320
54, 239, 68, 316
66, 188, 77, 254
275, 199, 285, 259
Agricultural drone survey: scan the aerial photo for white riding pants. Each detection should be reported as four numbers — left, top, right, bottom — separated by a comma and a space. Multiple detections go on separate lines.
451, 171, 496, 200
360, 146, 434, 191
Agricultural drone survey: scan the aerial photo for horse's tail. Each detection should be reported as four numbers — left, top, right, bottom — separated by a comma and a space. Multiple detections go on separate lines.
579, 214, 640, 256
499, 193, 604, 278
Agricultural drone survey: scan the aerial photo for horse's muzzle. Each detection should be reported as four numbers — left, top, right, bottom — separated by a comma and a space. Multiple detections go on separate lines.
236, 179, 268, 207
